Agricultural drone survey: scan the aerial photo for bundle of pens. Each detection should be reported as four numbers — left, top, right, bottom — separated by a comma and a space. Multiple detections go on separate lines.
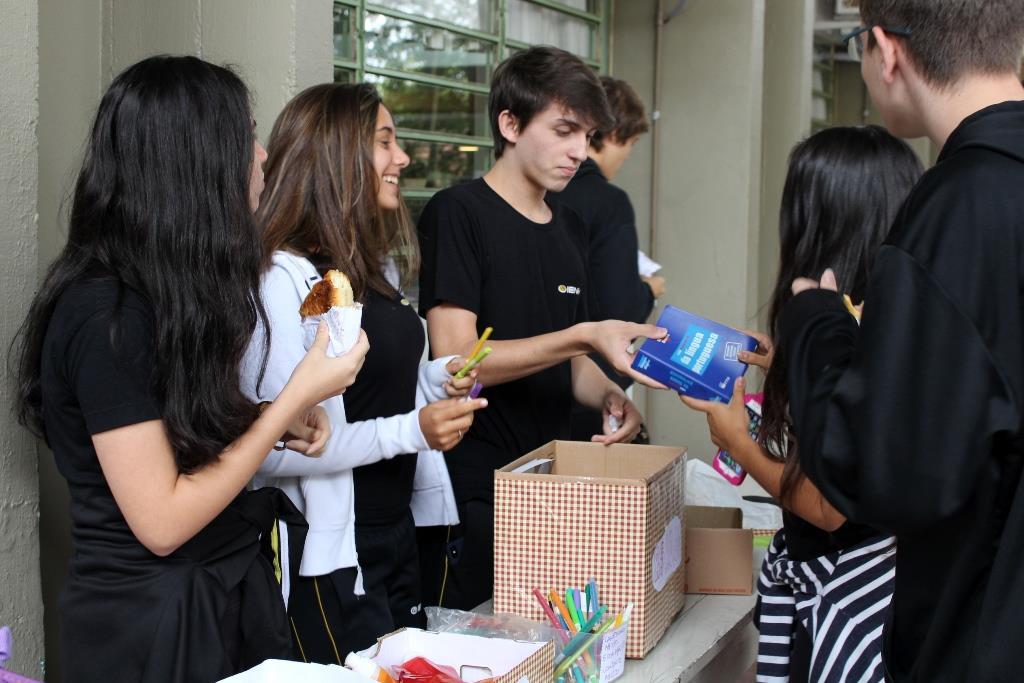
531, 581, 631, 683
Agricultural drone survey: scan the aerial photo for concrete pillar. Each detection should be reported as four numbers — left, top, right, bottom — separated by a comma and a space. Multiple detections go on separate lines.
613, 0, 772, 460
0, 0, 44, 677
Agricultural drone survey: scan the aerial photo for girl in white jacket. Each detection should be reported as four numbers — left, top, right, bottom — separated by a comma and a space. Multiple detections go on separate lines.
241, 83, 487, 663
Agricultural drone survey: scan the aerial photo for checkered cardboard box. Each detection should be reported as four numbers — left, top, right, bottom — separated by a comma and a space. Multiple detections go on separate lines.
494, 441, 687, 659
500, 639, 554, 683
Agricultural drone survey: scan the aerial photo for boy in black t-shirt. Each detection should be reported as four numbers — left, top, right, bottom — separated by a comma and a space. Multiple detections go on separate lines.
417, 46, 667, 610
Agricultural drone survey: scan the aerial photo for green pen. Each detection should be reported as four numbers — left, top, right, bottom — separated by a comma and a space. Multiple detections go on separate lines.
554, 618, 617, 680
454, 346, 492, 380
566, 589, 582, 631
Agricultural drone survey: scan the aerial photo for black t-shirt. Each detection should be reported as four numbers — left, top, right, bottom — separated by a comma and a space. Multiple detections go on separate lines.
339, 285, 425, 525
42, 279, 161, 555
418, 178, 589, 501
782, 510, 879, 563
554, 159, 655, 391
41, 278, 299, 679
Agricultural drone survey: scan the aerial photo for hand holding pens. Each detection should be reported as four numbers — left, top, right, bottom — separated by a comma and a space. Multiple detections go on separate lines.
454, 327, 493, 380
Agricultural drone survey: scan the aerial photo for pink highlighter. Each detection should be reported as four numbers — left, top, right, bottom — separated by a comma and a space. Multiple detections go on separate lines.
712, 393, 763, 486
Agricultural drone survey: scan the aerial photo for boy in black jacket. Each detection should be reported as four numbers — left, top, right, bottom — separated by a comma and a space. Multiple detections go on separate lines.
780, 1, 1024, 680
555, 77, 666, 440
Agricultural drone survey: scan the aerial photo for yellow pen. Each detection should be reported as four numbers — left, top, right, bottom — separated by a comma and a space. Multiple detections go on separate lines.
454, 346, 492, 380
468, 326, 493, 362
842, 294, 862, 323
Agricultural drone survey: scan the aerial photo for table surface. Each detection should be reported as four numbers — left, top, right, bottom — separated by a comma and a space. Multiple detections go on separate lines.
619, 592, 756, 682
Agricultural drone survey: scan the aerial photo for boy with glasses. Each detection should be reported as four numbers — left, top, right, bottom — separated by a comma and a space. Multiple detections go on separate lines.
781, 1, 1024, 680
417, 46, 666, 610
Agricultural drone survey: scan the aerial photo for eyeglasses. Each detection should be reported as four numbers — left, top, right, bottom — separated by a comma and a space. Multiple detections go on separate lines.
842, 25, 912, 61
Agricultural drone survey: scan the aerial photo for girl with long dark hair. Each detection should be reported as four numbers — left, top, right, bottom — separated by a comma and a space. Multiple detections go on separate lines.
242, 82, 487, 663
682, 126, 922, 682
11, 56, 368, 682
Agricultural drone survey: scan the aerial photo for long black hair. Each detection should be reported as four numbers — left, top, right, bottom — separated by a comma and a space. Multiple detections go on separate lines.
760, 125, 922, 504
12, 55, 268, 473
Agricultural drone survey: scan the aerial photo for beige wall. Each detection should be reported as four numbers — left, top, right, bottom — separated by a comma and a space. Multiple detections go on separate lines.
37, 2, 103, 677
0, 0, 44, 677
34, 2, 333, 676
759, 1, 814, 332
612, 0, 813, 461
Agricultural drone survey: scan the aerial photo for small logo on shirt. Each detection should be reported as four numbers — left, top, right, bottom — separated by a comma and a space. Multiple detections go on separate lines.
558, 284, 582, 295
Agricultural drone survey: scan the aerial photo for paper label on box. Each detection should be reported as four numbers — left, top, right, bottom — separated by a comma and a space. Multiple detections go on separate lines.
598, 626, 628, 683
652, 516, 682, 591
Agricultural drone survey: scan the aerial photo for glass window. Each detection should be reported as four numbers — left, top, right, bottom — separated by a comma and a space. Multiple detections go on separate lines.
367, 74, 490, 138
334, 67, 356, 83
403, 195, 433, 225
374, 0, 497, 32
334, 0, 608, 206
333, 4, 356, 62
401, 139, 491, 191
506, 0, 599, 60
364, 13, 497, 84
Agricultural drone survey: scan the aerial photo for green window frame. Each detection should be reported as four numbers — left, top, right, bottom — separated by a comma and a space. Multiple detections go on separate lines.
334, 0, 612, 210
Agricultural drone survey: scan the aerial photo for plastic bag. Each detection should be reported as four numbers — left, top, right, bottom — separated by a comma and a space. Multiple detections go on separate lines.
393, 657, 470, 683
425, 607, 562, 644
685, 458, 782, 531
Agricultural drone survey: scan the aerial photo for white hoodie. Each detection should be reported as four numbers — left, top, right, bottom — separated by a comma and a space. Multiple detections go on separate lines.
240, 251, 459, 594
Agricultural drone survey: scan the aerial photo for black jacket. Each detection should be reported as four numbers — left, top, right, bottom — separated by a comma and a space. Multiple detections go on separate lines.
781, 101, 1024, 682
555, 158, 654, 388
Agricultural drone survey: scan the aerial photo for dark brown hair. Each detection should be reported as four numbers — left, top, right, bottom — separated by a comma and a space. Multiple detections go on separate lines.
12, 56, 267, 474
489, 46, 613, 158
861, 0, 1024, 87
590, 76, 650, 152
257, 83, 418, 299
760, 126, 922, 506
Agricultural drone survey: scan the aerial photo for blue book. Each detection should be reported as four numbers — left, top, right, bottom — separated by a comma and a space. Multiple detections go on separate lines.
631, 306, 758, 402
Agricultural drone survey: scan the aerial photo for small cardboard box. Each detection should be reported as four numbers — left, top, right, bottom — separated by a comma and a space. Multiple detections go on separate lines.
362, 629, 554, 683
684, 506, 754, 595
494, 441, 687, 659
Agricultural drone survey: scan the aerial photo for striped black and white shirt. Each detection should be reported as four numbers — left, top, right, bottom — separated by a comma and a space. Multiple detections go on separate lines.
755, 529, 896, 682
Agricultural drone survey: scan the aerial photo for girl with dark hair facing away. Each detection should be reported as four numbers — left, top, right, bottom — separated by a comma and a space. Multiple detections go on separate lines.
11, 55, 368, 682
682, 126, 922, 682
242, 82, 487, 663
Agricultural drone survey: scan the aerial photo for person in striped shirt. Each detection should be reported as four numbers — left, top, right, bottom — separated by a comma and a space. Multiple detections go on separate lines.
682, 125, 922, 682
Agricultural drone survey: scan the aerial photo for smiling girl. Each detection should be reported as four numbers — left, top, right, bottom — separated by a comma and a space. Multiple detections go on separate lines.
242, 83, 487, 662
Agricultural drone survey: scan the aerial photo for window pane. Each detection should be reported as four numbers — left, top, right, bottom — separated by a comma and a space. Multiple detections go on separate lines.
404, 196, 432, 226
369, 74, 490, 138
334, 67, 356, 83
365, 13, 497, 84
333, 4, 356, 61
377, 0, 497, 32
507, 0, 598, 60
402, 139, 491, 191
